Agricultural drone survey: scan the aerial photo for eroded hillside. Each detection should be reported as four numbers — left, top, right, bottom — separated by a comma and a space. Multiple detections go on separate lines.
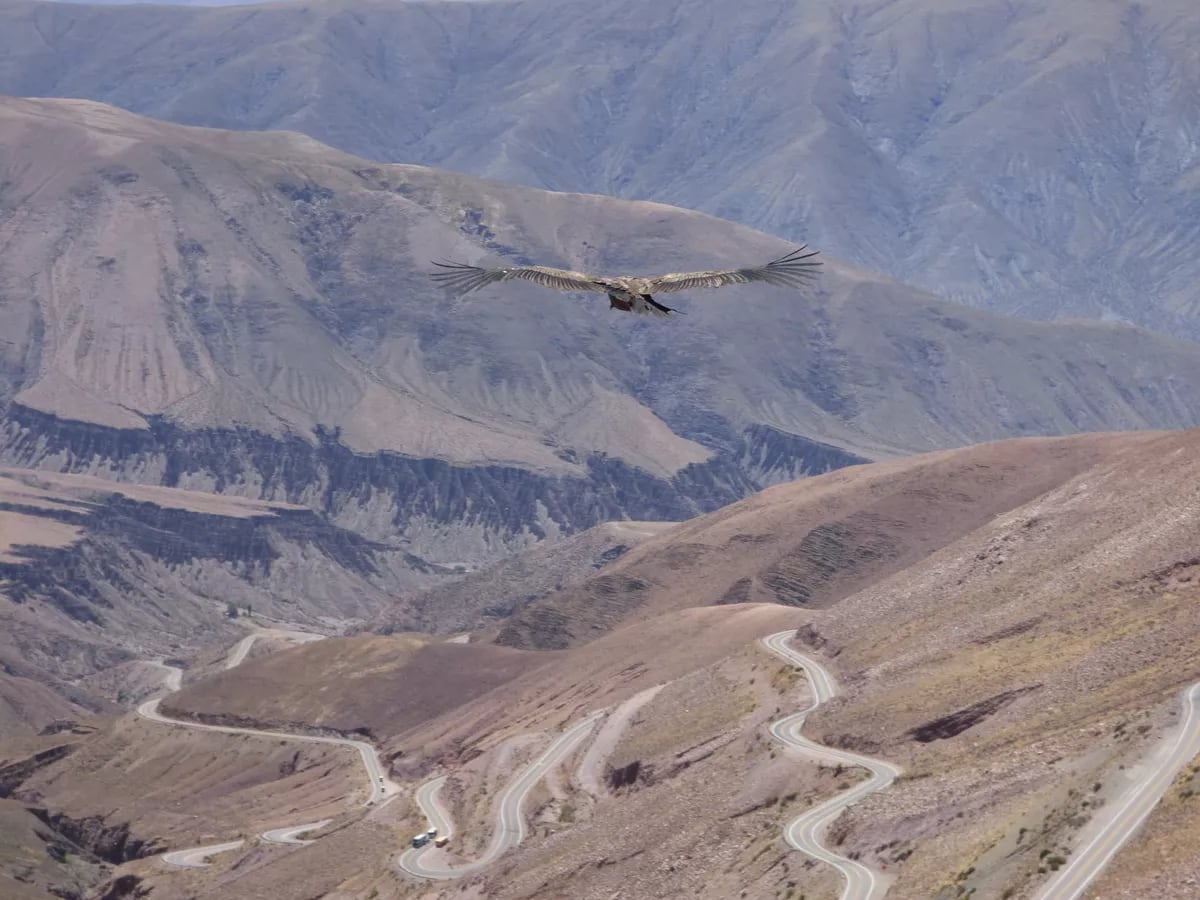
2, 0, 1199, 335
4, 97, 1200, 575
36, 429, 1197, 899
0, 465, 438, 732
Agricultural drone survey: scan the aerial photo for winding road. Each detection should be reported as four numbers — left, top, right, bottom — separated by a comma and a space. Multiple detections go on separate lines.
399, 713, 602, 880
400, 632, 898, 888
1032, 681, 1200, 900
762, 630, 902, 900
410, 776, 454, 840
261, 820, 333, 846
143, 622, 1196, 892
161, 840, 246, 869
141, 629, 399, 869
138, 696, 398, 806
224, 628, 324, 670
145, 659, 182, 693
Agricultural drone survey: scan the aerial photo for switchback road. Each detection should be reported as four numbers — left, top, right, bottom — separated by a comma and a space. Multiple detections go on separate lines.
143, 629, 394, 868
411, 776, 453, 839
261, 820, 332, 845
762, 630, 902, 900
399, 713, 602, 880
224, 628, 324, 670
162, 840, 245, 869
136, 698, 397, 806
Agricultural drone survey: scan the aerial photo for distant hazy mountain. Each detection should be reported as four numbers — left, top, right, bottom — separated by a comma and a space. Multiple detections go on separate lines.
1, 0, 1197, 336
39, 0, 253, 4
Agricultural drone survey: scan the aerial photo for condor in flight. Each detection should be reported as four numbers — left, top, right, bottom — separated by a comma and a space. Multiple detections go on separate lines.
430, 246, 821, 317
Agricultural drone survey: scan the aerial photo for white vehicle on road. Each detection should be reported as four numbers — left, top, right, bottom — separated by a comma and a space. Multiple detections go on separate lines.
400, 714, 602, 879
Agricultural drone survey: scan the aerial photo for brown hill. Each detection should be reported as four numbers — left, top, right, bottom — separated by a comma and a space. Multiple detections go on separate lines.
4, 96, 1200, 574
783, 427, 1200, 898
123, 428, 1200, 900
493, 432, 1122, 647
375, 519, 677, 635
163, 635, 557, 742
169, 602, 801, 759
0, 675, 89, 740
391, 429, 1200, 899
0, 712, 366, 900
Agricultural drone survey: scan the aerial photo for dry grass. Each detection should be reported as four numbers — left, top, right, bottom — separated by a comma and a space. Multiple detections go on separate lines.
498, 432, 1121, 648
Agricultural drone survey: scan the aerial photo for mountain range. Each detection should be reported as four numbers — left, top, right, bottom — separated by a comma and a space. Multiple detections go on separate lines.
1, 2, 1199, 897
3, 95, 1200, 700
1, 0, 1198, 336
5, 97, 1200, 540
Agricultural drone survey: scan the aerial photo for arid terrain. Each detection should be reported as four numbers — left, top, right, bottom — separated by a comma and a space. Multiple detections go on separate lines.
161, 635, 558, 744
4, 92, 1199, 778
373, 519, 678, 635
4, 87, 1200, 666
1, 1, 1198, 896
3, 0, 1200, 338
5, 96, 1200, 554
0, 797, 107, 900
4, 430, 1199, 899
0, 464, 440, 736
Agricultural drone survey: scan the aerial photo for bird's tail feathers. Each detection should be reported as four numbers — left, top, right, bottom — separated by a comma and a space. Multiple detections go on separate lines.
643, 295, 681, 317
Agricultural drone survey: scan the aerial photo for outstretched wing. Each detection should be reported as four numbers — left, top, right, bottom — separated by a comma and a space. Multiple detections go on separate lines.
645, 246, 821, 294
430, 262, 607, 295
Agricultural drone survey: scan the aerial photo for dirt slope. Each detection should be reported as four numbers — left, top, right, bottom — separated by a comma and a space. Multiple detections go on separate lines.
0, 799, 107, 900
164, 635, 557, 742
9, 430, 1200, 899
496, 433, 1122, 647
